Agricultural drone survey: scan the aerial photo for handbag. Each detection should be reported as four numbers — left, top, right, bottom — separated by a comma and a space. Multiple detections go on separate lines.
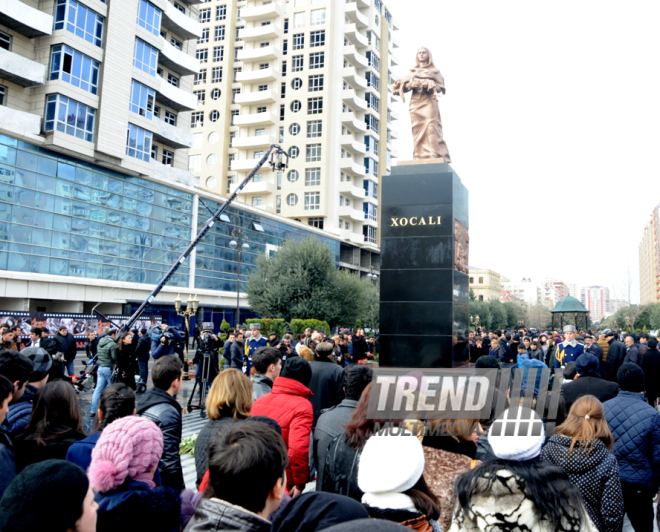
110, 365, 121, 384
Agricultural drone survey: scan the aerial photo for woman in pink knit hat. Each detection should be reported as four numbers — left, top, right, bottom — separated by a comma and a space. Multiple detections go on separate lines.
88, 416, 195, 532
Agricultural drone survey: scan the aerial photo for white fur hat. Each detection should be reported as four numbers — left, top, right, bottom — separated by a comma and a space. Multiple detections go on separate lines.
488, 407, 545, 461
357, 429, 425, 495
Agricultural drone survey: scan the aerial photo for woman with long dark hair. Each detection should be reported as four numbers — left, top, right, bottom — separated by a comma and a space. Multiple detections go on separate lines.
116, 331, 138, 390
540, 395, 624, 532
451, 407, 596, 532
15, 380, 86, 471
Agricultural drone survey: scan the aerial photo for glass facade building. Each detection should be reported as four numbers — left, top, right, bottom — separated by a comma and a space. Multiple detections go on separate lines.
1, 135, 339, 294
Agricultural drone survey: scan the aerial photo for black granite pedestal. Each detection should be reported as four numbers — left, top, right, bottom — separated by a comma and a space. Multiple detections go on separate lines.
379, 162, 469, 368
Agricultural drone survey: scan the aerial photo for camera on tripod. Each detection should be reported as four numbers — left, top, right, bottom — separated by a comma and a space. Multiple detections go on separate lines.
187, 322, 219, 418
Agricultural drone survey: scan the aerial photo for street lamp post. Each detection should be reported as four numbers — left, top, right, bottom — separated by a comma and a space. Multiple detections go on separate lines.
174, 293, 199, 380
229, 228, 250, 329
366, 266, 378, 284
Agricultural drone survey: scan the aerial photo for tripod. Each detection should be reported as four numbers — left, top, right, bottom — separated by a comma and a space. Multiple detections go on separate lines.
188, 351, 212, 418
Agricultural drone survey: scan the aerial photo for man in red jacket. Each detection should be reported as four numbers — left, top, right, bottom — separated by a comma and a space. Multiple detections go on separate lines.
251, 357, 313, 497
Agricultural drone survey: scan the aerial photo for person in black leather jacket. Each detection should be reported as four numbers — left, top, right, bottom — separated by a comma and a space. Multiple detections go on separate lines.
54, 326, 77, 378
137, 355, 184, 491
134, 328, 151, 389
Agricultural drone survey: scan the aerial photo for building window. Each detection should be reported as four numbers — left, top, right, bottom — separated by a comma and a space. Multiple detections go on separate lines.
277, 171, 282, 190
289, 123, 300, 135
479, 295, 484, 302
363, 203, 377, 221
364, 156, 377, 176
291, 77, 303, 90
198, 27, 209, 43
284, 18, 289, 33
49, 45, 100, 94
479, 277, 484, 284
129, 80, 155, 118
364, 226, 376, 243
280, 104, 285, 120
365, 114, 379, 132
232, 88, 240, 102
281, 82, 286, 97
213, 46, 224, 62
162, 149, 173, 166
174, 2, 184, 12
309, 51, 324, 69
216, 4, 226, 19
196, 49, 208, 63
191, 111, 204, 128
194, 90, 205, 104
307, 120, 322, 137
308, 217, 323, 229
306, 144, 321, 162
276, 195, 282, 213
287, 169, 299, 182
292, 55, 303, 72
366, 71, 379, 90
365, 135, 378, 153
133, 38, 158, 76
469, 277, 474, 284
283, 39, 288, 55
212, 87, 221, 99
291, 100, 301, 112
308, 74, 323, 91
199, 8, 210, 22
126, 123, 152, 161
54, 0, 104, 47
281, 60, 287, 76
0, 30, 10, 51
233, 67, 241, 81
212, 67, 222, 82
307, 97, 323, 114
289, 146, 299, 158
366, 51, 379, 70
252, 196, 262, 206
287, 193, 298, 206
153, 105, 160, 117
364, 180, 377, 198
214, 25, 225, 41
45, 94, 96, 142
366, 93, 379, 111
137, 0, 161, 36
195, 69, 207, 85
310, 30, 325, 47
279, 126, 284, 142
310, 8, 325, 25
305, 167, 320, 185
293, 33, 304, 49
151, 145, 157, 161
293, 12, 304, 28
257, 106, 266, 113
0, 85, 5, 106
230, 109, 239, 124
259, 63, 269, 70
164, 110, 176, 125
168, 73, 179, 87
210, 110, 219, 122
304, 192, 320, 210
255, 128, 266, 136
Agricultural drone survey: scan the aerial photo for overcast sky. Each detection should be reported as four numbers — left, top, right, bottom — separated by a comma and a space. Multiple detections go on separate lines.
387, 0, 660, 303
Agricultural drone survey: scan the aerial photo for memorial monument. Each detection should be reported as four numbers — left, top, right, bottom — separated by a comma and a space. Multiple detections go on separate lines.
379, 47, 469, 368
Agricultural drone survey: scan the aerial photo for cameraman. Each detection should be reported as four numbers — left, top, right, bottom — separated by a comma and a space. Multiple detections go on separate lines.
190, 327, 220, 400
149, 323, 183, 360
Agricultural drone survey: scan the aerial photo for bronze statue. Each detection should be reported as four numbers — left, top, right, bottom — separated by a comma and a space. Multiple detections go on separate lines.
393, 47, 451, 162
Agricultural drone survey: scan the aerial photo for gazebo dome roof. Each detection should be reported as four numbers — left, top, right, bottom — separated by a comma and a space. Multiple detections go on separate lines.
551, 296, 589, 314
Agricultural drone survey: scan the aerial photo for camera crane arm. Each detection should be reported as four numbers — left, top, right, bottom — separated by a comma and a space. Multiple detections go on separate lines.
94, 144, 289, 332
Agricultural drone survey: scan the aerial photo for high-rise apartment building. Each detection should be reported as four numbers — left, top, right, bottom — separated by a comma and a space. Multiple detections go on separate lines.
639, 204, 660, 304
0, 0, 343, 326
580, 286, 610, 322
189, 0, 399, 275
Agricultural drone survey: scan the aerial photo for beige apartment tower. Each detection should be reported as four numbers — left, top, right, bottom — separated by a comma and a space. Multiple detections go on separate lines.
189, 0, 399, 272
640, 204, 660, 304
469, 268, 501, 302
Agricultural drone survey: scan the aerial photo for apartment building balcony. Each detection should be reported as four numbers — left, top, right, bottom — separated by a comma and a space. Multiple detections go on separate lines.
389, 127, 399, 140
389, 147, 399, 159
390, 109, 399, 121
345, 3, 368, 28
363, 217, 378, 228
242, 2, 282, 22
156, 78, 197, 111
391, 53, 399, 67
341, 112, 367, 134
342, 66, 367, 89
339, 158, 366, 178
338, 205, 365, 222
235, 88, 277, 105
340, 227, 365, 245
0, 48, 46, 87
233, 110, 277, 127
231, 133, 276, 149
158, 39, 199, 76
0, 105, 41, 136
343, 45, 368, 69
237, 44, 279, 63
152, 117, 193, 149
0, 0, 52, 37
356, 0, 370, 8
342, 88, 367, 111
161, 1, 202, 40
239, 24, 280, 42
229, 178, 276, 195
344, 23, 367, 48
340, 134, 366, 156
236, 66, 279, 83
339, 180, 365, 199
365, 106, 380, 121
392, 32, 401, 48
363, 194, 378, 206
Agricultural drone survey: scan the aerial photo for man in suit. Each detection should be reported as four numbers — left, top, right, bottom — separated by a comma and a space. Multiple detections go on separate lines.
562, 353, 619, 412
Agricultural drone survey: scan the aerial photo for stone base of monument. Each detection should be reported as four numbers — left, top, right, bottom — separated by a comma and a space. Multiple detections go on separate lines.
378, 162, 469, 368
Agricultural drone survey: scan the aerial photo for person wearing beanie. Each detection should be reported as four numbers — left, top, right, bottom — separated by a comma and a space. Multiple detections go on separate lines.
6, 348, 51, 437
0, 459, 98, 532
540, 395, 624, 532
451, 407, 596, 532
561, 353, 619, 412
251, 356, 314, 496
357, 429, 442, 532
271, 492, 369, 532
603, 363, 660, 532
88, 416, 187, 532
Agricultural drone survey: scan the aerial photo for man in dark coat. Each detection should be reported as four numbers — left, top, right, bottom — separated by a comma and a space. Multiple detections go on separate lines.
229, 332, 245, 371
604, 363, 660, 532
308, 342, 345, 426
561, 353, 619, 413
54, 326, 77, 377
134, 328, 151, 391
350, 329, 369, 362
623, 334, 641, 365
137, 355, 184, 491
604, 330, 626, 382
641, 338, 660, 407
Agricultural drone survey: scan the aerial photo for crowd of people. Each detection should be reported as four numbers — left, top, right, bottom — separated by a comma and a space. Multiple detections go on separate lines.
0, 321, 659, 532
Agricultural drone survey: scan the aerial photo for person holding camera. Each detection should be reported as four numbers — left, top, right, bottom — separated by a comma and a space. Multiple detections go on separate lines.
191, 328, 220, 389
